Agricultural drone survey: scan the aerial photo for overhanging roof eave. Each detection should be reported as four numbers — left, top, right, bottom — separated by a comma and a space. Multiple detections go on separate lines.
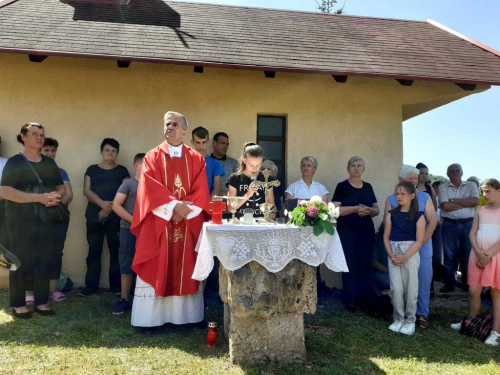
0, 47, 498, 87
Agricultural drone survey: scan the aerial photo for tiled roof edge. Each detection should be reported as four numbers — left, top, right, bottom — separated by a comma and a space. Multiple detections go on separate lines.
426, 18, 500, 58
0, 0, 19, 9
1, 47, 498, 86
166, 0, 427, 23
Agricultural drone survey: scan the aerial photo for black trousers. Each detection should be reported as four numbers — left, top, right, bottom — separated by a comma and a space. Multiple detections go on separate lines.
0, 200, 5, 247
47, 218, 69, 280
6, 204, 52, 307
85, 215, 121, 290
339, 228, 375, 306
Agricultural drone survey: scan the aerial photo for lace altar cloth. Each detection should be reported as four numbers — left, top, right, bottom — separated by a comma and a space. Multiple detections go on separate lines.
192, 223, 348, 281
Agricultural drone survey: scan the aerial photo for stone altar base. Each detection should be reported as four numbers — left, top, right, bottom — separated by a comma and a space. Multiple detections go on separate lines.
219, 260, 317, 365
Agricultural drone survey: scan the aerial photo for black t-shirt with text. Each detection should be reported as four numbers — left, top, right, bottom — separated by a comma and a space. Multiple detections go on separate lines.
227, 172, 267, 218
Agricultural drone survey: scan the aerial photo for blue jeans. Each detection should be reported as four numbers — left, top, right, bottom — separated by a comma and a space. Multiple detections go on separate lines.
432, 224, 443, 265
118, 227, 136, 275
442, 219, 473, 288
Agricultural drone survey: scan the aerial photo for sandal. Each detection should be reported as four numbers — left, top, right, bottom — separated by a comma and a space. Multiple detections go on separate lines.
50, 292, 68, 302
417, 315, 429, 329
25, 295, 35, 305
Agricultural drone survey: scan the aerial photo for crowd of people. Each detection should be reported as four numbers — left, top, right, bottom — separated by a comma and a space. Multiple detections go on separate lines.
0, 114, 498, 347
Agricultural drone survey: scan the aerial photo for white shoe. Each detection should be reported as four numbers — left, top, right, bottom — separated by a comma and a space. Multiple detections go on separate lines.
450, 322, 461, 331
484, 331, 500, 347
388, 320, 404, 333
400, 322, 416, 335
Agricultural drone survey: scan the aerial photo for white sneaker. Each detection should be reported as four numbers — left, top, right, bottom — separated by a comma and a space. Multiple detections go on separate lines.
388, 320, 404, 333
484, 331, 500, 347
450, 322, 461, 331
400, 322, 416, 335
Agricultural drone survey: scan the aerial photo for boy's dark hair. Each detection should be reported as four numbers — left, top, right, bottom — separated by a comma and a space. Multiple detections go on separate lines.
43, 138, 59, 148
192, 126, 209, 140
100, 138, 120, 153
393, 181, 420, 222
213, 132, 229, 142
134, 153, 146, 164
432, 180, 443, 188
17, 123, 44, 145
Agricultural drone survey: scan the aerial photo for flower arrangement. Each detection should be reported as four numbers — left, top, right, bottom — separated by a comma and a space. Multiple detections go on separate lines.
285, 195, 340, 236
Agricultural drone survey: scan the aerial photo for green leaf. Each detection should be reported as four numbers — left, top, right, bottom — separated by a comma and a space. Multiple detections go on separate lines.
321, 220, 335, 235
313, 221, 324, 236
319, 213, 328, 221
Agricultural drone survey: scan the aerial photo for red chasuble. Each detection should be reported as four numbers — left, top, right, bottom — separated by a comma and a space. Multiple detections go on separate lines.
131, 142, 210, 297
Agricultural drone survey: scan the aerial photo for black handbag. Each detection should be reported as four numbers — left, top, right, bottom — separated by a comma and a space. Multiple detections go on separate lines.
18, 152, 70, 223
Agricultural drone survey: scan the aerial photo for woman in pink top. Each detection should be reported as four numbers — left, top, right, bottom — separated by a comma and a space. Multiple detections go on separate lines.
451, 178, 500, 346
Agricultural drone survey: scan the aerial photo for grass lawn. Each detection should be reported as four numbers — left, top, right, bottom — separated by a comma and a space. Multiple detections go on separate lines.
0, 287, 499, 375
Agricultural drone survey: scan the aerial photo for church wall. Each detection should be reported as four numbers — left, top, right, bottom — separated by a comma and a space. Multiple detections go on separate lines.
0, 53, 470, 288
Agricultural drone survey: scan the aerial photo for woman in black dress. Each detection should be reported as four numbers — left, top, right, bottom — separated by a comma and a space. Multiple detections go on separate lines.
227, 144, 275, 219
332, 156, 380, 312
0, 123, 65, 318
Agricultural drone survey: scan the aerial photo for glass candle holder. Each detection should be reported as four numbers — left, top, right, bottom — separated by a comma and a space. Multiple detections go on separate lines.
206, 321, 218, 347
209, 201, 226, 225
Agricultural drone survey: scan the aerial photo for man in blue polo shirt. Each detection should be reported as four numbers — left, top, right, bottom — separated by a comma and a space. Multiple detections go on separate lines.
191, 127, 225, 197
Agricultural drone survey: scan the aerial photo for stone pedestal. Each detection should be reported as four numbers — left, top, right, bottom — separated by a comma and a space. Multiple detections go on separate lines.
219, 260, 317, 365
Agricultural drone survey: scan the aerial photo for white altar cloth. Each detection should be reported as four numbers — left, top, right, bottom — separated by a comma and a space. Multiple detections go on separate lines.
192, 223, 348, 281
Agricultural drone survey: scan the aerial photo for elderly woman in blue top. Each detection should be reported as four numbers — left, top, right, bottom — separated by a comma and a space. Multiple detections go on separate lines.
332, 156, 380, 312
285, 156, 328, 201
383, 165, 437, 330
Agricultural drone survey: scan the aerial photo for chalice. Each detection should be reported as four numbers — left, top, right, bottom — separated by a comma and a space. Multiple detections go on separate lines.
228, 196, 244, 225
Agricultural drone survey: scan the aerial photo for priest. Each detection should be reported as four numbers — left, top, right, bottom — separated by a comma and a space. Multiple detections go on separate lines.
130, 111, 210, 327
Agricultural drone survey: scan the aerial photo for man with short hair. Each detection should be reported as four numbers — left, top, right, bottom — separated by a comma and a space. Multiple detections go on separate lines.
131, 111, 210, 328
439, 163, 479, 293
209, 132, 239, 193
384, 165, 437, 330
191, 127, 225, 197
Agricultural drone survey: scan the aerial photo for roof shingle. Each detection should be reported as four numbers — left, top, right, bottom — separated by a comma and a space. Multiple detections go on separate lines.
0, 0, 499, 85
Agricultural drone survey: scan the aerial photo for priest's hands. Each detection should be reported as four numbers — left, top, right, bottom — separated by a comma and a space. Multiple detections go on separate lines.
172, 201, 194, 224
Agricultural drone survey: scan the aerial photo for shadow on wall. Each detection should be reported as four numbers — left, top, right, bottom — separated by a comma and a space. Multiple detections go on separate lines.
62, 0, 196, 47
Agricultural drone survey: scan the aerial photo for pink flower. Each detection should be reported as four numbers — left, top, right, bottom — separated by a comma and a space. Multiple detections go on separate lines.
306, 205, 319, 217
297, 200, 302, 206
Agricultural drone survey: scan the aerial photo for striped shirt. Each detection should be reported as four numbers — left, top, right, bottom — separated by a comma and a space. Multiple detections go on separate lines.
438, 180, 478, 220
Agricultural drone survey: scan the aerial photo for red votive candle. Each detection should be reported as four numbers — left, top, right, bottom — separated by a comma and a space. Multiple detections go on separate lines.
207, 321, 218, 347
209, 201, 226, 225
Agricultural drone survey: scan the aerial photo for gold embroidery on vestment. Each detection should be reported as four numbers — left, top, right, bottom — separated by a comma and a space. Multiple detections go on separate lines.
174, 174, 186, 199
172, 228, 184, 242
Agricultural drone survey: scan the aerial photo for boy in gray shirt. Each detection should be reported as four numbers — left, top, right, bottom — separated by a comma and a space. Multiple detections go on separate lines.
111, 153, 145, 314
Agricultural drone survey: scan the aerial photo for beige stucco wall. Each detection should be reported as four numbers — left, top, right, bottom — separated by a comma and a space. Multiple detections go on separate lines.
0, 53, 485, 288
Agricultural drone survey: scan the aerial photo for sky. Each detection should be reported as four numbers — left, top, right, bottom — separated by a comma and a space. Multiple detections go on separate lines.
174, 0, 500, 180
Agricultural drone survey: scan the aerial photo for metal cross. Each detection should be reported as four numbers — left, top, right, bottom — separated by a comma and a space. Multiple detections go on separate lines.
253, 169, 280, 222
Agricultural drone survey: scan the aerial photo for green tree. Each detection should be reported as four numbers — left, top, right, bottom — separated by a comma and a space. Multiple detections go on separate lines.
316, 0, 346, 14
429, 174, 449, 184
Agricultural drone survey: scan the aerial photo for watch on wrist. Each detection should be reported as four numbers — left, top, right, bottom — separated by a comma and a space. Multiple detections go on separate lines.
449, 199, 455, 203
